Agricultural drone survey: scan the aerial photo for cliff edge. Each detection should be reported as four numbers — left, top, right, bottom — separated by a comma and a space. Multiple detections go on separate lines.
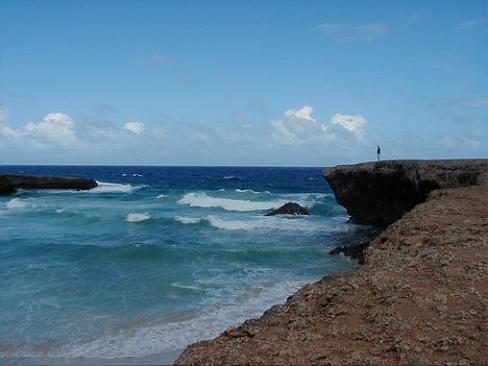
324, 159, 488, 226
176, 186, 488, 365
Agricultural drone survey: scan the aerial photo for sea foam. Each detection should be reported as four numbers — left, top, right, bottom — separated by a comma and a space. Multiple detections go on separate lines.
174, 216, 202, 224
177, 192, 285, 212
126, 212, 151, 223
6, 198, 31, 209
48, 281, 306, 359
92, 181, 140, 193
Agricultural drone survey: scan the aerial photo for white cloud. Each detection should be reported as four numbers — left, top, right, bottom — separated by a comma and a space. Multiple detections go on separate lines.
0, 125, 20, 140
271, 106, 329, 145
330, 113, 367, 140
25, 112, 76, 147
315, 23, 387, 41
454, 18, 488, 30
284, 105, 316, 121
0, 108, 8, 121
271, 106, 368, 145
123, 121, 145, 135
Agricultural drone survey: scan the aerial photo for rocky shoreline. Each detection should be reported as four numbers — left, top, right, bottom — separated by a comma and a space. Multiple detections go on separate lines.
176, 160, 488, 365
0, 174, 97, 194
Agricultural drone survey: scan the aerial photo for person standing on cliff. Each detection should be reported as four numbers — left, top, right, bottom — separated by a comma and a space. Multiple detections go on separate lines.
377, 146, 381, 161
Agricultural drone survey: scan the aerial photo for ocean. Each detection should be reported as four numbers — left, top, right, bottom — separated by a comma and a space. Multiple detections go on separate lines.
0, 166, 370, 364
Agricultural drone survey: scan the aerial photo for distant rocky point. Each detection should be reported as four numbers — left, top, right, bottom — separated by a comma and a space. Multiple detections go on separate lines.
324, 159, 488, 226
0, 174, 98, 194
265, 202, 310, 216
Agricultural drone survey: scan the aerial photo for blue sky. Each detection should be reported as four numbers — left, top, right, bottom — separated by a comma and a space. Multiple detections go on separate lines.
0, 0, 487, 166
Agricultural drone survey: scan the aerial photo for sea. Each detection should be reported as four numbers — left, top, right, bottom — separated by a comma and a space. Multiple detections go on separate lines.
0, 166, 371, 364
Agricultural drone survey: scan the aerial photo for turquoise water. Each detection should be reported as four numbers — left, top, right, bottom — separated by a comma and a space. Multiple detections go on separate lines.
0, 166, 368, 360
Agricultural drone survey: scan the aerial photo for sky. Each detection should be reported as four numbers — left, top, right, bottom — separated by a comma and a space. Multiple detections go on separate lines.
0, 0, 487, 166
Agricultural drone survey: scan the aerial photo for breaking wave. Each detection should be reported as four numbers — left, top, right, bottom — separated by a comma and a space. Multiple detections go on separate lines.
177, 192, 285, 212
174, 216, 202, 224
126, 212, 151, 223
93, 181, 141, 193
12, 281, 306, 359
6, 198, 31, 210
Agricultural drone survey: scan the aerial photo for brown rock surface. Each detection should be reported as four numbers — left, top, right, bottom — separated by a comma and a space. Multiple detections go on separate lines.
176, 186, 488, 365
324, 159, 488, 226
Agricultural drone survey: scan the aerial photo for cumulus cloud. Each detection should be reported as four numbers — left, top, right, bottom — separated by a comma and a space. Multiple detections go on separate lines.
270, 106, 367, 145
330, 113, 367, 140
271, 106, 328, 144
0, 125, 19, 140
284, 105, 316, 121
123, 121, 145, 135
25, 112, 76, 147
315, 23, 387, 41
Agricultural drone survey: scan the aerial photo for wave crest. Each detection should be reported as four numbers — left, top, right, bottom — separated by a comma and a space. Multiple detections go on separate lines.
6, 198, 31, 209
174, 216, 202, 224
126, 212, 151, 223
177, 192, 284, 212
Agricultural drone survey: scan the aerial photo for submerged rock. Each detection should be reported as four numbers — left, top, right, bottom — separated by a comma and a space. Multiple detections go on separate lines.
324, 159, 488, 226
329, 241, 370, 264
0, 174, 98, 194
265, 202, 310, 216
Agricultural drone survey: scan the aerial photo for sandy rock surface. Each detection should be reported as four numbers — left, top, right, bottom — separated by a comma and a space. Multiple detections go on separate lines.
176, 186, 488, 365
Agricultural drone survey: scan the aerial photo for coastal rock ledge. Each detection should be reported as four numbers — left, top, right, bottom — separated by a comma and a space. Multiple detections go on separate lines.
176, 159, 488, 365
0, 174, 97, 194
324, 159, 488, 226
176, 186, 488, 365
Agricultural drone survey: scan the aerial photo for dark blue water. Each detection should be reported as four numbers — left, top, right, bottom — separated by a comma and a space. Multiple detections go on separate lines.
0, 166, 367, 360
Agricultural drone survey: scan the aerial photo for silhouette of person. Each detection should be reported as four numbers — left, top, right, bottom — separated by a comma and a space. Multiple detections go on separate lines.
377, 146, 381, 161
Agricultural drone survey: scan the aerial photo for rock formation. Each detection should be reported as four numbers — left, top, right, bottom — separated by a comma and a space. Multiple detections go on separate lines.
265, 202, 310, 216
176, 159, 488, 365
176, 186, 488, 365
324, 159, 488, 226
0, 174, 98, 194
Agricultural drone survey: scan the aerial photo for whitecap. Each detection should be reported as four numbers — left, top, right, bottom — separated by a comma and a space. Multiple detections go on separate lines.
205, 215, 356, 233
174, 216, 202, 224
6, 198, 30, 209
126, 212, 151, 223
156, 194, 168, 199
132, 173, 143, 177
177, 192, 285, 212
234, 189, 270, 194
170, 282, 201, 291
92, 181, 140, 193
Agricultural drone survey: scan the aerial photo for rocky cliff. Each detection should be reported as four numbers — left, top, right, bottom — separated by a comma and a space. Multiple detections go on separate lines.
176, 186, 488, 365
0, 174, 98, 194
324, 159, 488, 226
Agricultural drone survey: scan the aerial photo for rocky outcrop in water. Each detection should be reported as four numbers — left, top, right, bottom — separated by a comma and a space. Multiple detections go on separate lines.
265, 202, 310, 216
176, 186, 488, 365
324, 159, 488, 226
0, 174, 98, 194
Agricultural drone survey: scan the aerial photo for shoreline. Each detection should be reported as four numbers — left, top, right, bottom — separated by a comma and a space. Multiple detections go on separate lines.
177, 160, 488, 365
177, 186, 488, 364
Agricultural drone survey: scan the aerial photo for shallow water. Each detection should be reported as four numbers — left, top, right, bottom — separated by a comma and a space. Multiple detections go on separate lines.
0, 166, 370, 361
